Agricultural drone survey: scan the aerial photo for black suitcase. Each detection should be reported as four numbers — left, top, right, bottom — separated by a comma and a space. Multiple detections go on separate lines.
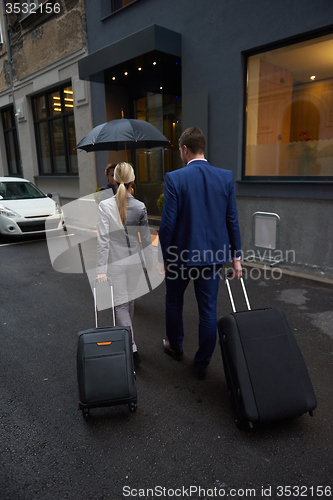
77, 278, 137, 419
218, 274, 317, 429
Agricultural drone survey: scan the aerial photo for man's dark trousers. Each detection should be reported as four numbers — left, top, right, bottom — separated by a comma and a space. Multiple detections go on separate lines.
165, 264, 223, 370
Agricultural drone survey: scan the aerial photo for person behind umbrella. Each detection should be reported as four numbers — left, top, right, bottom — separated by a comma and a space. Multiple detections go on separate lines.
99, 163, 118, 201
97, 162, 153, 367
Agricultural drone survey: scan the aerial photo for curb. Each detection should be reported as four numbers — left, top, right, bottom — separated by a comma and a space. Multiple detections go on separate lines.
152, 224, 333, 290
241, 262, 333, 290
67, 222, 333, 291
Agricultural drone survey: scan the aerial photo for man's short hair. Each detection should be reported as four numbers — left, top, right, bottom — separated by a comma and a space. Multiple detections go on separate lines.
105, 163, 117, 176
178, 127, 206, 155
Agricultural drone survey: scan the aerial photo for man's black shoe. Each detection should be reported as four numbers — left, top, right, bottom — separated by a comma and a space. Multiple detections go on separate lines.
163, 339, 183, 360
194, 365, 207, 380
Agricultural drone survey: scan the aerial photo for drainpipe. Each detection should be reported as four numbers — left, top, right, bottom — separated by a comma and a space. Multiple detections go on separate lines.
1, 0, 23, 175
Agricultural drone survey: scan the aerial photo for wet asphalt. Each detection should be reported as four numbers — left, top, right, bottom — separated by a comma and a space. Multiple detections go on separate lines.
0, 235, 332, 500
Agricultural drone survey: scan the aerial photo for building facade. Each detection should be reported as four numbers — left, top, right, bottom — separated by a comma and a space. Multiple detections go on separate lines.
79, 0, 333, 272
0, 0, 95, 202
1, 0, 332, 272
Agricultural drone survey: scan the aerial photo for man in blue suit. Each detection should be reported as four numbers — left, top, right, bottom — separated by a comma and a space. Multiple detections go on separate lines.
159, 127, 242, 379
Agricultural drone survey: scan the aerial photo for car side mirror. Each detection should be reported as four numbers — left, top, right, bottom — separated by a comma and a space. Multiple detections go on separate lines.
47, 193, 53, 198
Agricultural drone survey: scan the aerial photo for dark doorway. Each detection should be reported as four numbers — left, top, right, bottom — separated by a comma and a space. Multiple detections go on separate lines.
104, 51, 182, 215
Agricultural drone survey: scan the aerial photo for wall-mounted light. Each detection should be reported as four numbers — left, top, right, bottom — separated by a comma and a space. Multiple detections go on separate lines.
160, 86, 163, 90
310, 75, 316, 80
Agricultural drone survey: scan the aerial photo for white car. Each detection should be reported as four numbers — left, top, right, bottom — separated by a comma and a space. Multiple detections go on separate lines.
0, 177, 66, 237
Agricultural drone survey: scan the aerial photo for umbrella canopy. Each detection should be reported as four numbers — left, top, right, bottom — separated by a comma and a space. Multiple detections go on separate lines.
76, 118, 170, 152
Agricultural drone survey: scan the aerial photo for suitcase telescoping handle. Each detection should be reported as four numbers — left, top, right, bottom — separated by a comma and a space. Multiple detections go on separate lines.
92, 277, 116, 328
225, 269, 251, 313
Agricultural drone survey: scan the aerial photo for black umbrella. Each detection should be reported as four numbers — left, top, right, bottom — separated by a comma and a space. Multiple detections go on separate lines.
76, 118, 170, 154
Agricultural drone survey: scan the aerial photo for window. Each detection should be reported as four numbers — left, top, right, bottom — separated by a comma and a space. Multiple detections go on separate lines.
20, 0, 42, 16
1, 106, 21, 176
0, 180, 46, 200
244, 33, 333, 179
18, 1, 61, 24
33, 84, 78, 175
23, 0, 42, 7
102, 0, 137, 16
111, 0, 136, 13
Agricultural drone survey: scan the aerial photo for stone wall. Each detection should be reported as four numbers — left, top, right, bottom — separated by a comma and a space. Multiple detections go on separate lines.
0, 0, 87, 90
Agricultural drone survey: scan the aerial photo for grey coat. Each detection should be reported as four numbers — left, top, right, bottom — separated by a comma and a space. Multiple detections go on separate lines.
97, 194, 153, 273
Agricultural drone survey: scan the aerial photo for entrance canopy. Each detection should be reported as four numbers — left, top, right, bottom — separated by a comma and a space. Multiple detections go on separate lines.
78, 24, 181, 81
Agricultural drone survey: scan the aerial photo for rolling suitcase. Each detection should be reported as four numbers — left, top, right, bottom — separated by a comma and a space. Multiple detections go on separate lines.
218, 274, 317, 429
77, 278, 137, 419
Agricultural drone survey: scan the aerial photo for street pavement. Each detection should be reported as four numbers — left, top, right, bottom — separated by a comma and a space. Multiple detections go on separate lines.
0, 235, 332, 500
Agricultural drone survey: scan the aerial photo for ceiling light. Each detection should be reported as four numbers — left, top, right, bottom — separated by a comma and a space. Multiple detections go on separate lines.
112, 76, 116, 80
153, 62, 157, 65
124, 72, 128, 76
310, 75, 316, 80
138, 67, 142, 71
160, 86, 163, 90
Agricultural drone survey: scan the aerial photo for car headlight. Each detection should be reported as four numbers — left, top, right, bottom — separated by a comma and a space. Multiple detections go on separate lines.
0, 206, 21, 217
55, 203, 63, 215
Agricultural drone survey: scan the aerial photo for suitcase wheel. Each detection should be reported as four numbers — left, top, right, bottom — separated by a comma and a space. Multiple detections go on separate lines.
129, 402, 138, 413
235, 417, 254, 430
82, 407, 90, 420
235, 417, 242, 428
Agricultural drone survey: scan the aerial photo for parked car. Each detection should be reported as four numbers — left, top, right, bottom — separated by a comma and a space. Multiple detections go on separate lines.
0, 177, 66, 237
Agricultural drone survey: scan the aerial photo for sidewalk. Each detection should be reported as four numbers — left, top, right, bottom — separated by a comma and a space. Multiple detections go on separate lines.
1, 235, 332, 498
66, 214, 333, 290
149, 216, 333, 290
241, 261, 333, 290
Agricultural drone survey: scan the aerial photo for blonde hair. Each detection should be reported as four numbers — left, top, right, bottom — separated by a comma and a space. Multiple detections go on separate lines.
114, 162, 135, 226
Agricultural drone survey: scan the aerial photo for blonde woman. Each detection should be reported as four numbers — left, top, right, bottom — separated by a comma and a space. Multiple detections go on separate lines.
97, 162, 153, 367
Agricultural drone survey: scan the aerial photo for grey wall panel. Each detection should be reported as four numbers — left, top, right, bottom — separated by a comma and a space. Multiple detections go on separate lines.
182, 92, 208, 152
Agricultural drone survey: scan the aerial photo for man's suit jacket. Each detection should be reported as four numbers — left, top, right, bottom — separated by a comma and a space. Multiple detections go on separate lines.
159, 159, 241, 266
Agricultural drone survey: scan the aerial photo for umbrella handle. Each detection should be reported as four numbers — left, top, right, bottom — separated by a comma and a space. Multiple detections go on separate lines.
121, 109, 128, 161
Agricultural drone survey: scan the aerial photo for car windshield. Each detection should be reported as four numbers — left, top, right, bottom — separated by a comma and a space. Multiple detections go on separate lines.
0, 182, 46, 200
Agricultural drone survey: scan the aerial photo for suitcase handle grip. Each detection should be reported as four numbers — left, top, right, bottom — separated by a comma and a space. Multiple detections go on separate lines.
225, 270, 251, 312
92, 277, 113, 288
92, 277, 116, 328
